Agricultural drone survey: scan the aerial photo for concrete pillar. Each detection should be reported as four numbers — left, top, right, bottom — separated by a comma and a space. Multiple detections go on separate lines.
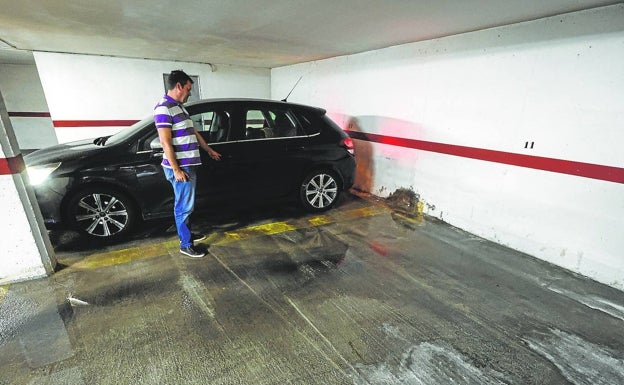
0, 89, 56, 283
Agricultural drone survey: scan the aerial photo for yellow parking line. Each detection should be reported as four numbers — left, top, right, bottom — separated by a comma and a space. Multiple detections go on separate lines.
70, 240, 178, 270
63, 203, 390, 271
308, 215, 332, 226
223, 221, 297, 241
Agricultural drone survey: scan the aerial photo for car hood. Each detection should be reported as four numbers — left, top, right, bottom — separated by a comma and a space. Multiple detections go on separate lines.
24, 138, 107, 166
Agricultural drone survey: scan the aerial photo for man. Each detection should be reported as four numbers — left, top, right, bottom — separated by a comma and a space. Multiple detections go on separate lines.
154, 70, 221, 258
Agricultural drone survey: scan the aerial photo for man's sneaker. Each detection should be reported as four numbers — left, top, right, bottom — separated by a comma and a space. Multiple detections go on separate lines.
191, 233, 207, 244
180, 246, 205, 258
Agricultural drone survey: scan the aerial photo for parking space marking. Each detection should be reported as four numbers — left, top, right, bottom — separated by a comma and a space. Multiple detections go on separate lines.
211, 205, 388, 246
308, 215, 332, 226
223, 221, 297, 242
70, 241, 178, 270
61, 203, 390, 271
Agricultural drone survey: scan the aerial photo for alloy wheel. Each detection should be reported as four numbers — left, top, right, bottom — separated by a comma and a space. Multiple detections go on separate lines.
304, 173, 338, 209
74, 192, 130, 237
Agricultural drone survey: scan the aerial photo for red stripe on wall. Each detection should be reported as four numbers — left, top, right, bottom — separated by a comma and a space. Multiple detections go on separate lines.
344, 130, 624, 184
7, 113, 138, 127
0, 155, 25, 175
8, 112, 51, 118
53, 120, 139, 127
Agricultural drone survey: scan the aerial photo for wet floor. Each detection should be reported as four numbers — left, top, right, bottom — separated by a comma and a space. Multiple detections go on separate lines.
1, 193, 623, 384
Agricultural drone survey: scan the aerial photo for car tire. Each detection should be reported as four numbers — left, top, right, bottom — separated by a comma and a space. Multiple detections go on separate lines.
66, 186, 138, 240
300, 169, 340, 212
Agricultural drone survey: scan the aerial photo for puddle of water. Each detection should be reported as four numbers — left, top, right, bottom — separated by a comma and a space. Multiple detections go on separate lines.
545, 285, 624, 322
352, 342, 508, 385
0, 280, 74, 369
524, 329, 624, 385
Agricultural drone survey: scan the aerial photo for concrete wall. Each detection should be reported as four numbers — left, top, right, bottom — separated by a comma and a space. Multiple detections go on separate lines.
0, 63, 56, 150
271, 5, 624, 290
0, 91, 55, 284
33, 52, 271, 143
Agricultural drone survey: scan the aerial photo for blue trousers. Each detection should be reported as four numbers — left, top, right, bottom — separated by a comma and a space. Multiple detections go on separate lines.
163, 166, 197, 248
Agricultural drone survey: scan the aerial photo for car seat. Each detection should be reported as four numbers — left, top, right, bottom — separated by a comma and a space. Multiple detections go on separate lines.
212, 112, 229, 142
246, 127, 266, 139
274, 113, 295, 137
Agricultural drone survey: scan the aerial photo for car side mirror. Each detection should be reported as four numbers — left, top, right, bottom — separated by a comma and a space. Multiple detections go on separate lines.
150, 137, 163, 157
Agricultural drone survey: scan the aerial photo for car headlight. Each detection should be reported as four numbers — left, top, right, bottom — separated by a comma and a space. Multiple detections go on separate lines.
27, 162, 62, 186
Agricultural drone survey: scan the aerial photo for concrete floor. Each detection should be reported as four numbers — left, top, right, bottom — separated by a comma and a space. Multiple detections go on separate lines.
0, 193, 623, 385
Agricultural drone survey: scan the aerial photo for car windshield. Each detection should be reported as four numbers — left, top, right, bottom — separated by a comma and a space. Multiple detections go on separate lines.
104, 116, 153, 146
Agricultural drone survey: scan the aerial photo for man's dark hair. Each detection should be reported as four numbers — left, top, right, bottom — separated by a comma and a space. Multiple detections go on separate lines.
167, 70, 193, 90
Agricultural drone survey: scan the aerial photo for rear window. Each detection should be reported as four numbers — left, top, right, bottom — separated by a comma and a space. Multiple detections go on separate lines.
292, 110, 320, 135
243, 108, 305, 140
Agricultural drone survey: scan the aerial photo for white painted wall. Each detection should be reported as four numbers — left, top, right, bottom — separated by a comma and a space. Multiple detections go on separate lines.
0, 172, 49, 283
34, 52, 271, 143
272, 5, 624, 290
0, 63, 57, 150
0, 92, 56, 284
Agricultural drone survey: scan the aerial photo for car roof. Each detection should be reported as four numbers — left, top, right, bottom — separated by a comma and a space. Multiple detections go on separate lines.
185, 98, 326, 114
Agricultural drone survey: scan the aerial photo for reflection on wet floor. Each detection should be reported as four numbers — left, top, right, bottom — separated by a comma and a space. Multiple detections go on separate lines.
1, 192, 623, 384
1, 278, 73, 375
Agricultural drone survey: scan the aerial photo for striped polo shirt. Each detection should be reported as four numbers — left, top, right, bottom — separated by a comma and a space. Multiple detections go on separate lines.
153, 95, 201, 168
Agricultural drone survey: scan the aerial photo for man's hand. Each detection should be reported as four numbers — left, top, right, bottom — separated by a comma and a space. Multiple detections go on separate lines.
194, 128, 222, 161
208, 148, 222, 161
173, 168, 189, 182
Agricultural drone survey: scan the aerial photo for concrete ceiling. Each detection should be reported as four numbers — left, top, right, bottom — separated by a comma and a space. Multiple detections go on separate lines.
0, 0, 620, 68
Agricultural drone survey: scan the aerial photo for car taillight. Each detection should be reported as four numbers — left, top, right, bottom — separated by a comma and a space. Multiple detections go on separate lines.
341, 137, 355, 155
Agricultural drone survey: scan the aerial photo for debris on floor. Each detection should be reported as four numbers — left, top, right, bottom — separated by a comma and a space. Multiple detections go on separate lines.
67, 294, 89, 307
385, 188, 419, 215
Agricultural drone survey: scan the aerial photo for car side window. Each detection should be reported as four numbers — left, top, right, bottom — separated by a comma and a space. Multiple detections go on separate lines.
242, 109, 302, 140
292, 110, 320, 135
191, 110, 231, 143
244, 110, 268, 140
191, 111, 213, 133
271, 111, 298, 138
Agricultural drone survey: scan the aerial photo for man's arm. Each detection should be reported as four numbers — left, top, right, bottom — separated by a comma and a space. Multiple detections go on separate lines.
157, 128, 188, 181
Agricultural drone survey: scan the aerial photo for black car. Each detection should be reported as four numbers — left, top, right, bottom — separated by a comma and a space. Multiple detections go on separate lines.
25, 98, 356, 240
